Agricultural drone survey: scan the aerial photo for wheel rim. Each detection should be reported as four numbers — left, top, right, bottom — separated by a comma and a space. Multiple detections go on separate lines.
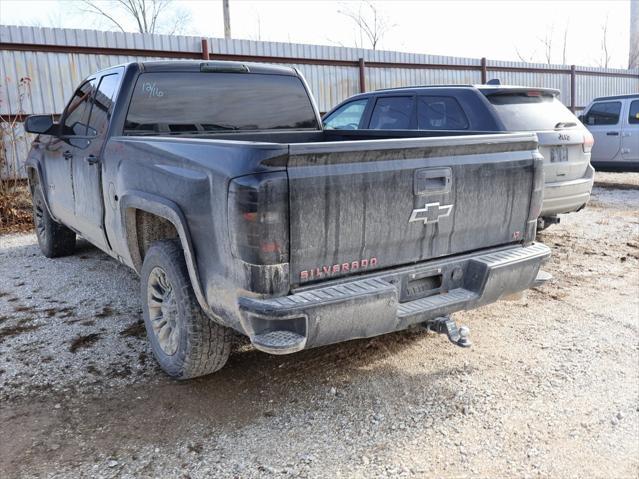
147, 266, 180, 356
34, 196, 45, 237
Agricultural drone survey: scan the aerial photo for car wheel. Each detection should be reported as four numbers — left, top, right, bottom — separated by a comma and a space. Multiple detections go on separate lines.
31, 187, 76, 258
141, 239, 232, 379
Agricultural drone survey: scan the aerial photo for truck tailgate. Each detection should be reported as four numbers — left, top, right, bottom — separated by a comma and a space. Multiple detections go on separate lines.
287, 133, 541, 285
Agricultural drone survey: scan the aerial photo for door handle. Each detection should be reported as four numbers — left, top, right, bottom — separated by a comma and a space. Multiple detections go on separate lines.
86, 155, 99, 165
414, 167, 452, 195
63, 150, 73, 160
622, 132, 632, 137
606, 131, 619, 136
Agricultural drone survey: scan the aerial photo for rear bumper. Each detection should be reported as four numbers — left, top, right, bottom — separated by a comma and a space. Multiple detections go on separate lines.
238, 242, 550, 354
541, 164, 594, 217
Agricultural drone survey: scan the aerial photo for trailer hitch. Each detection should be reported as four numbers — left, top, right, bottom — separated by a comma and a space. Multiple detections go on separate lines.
423, 316, 471, 348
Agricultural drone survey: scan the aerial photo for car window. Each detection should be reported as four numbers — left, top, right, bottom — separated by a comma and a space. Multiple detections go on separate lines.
88, 72, 122, 137
124, 72, 319, 134
485, 91, 578, 131
583, 101, 622, 126
369, 96, 413, 129
323, 99, 368, 129
62, 79, 96, 136
417, 96, 469, 130
629, 100, 639, 125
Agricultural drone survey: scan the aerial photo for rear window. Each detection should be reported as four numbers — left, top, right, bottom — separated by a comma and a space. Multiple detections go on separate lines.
124, 72, 319, 134
485, 91, 578, 131
628, 100, 639, 124
583, 101, 622, 126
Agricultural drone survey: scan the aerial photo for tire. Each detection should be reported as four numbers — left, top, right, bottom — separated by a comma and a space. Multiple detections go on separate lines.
140, 239, 232, 379
31, 187, 76, 258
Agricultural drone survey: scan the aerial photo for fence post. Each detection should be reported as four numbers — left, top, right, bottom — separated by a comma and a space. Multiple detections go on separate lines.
358, 58, 366, 93
480, 57, 487, 84
201, 38, 210, 60
570, 65, 576, 112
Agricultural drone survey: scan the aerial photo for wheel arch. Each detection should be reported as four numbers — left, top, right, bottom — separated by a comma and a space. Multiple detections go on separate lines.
119, 192, 212, 317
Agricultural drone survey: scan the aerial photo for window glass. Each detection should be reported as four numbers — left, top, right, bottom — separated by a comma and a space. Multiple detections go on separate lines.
323, 99, 368, 129
62, 79, 95, 135
629, 100, 639, 125
124, 72, 319, 134
485, 91, 579, 131
583, 101, 622, 126
417, 96, 469, 130
369, 96, 413, 129
88, 72, 122, 136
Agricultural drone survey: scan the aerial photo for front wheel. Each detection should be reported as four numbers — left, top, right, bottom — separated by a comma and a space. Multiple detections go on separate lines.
141, 239, 232, 379
31, 187, 76, 258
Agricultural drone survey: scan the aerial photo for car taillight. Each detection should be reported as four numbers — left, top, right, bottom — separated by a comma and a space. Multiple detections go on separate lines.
583, 131, 594, 153
228, 172, 289, 265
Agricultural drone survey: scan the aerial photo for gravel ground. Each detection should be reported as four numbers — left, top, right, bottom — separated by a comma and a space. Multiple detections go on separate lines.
0, 172, 637, 479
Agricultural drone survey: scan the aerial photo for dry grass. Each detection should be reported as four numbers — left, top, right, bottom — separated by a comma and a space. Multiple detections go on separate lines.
0, 182, 33, 234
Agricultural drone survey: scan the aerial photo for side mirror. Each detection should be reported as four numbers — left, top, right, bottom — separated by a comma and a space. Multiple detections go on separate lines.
577, 114, 585, 123
24, 115, 56, 134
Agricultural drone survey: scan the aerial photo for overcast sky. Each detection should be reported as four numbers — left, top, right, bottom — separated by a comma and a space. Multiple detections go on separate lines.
0, 0, 634, 68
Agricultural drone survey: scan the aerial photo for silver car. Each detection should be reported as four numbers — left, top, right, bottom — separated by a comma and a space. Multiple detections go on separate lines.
579, 94, 639, 170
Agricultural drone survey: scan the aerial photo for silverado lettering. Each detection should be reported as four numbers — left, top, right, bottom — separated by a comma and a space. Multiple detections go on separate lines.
300, 257, 378, 281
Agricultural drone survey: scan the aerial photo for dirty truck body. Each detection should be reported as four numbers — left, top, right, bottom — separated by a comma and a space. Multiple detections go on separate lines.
25, 61, 550, 378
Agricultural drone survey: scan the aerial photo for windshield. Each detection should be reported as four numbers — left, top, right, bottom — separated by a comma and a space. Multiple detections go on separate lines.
124, 72, 319, 134
484, 91, 578, 131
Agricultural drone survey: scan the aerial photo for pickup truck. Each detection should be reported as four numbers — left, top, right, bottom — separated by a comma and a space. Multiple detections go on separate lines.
24, 61, 550, 379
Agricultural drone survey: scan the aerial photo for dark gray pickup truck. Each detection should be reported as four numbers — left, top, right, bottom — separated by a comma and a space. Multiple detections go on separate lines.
25, 60, 550, 379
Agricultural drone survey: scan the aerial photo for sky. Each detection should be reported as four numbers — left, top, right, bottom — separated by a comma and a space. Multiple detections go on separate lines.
0, 0, 634, 69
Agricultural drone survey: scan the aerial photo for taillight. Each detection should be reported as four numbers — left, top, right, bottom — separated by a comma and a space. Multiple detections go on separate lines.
583, 131, 594, 153
228, 172, 289, 265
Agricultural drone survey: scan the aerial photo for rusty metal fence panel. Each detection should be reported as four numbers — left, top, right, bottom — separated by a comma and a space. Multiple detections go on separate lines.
1, 25, 638, 178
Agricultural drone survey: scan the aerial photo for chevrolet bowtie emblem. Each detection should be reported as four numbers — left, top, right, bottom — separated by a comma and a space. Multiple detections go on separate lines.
409, 202, 454, 224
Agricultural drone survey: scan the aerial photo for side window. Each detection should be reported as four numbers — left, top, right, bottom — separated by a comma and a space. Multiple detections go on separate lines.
323, 99, 368, 129
88, 72, 122, 137
583, 101, 622, 126
629, 100, 639, 125
369, 96, 413, 129
417, 96, 469, 130
62, 79, 96, 135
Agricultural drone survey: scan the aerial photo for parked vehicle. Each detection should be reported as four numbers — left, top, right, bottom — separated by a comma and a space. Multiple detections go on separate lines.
323, 84, 595, 230
579, 94, 639, 171
24, 61, 550, 379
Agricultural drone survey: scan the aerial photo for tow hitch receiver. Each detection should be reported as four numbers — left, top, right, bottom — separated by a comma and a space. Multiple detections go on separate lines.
423, 316, 471, 348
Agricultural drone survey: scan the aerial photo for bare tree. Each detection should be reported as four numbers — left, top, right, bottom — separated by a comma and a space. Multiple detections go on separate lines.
338, 1, 394, 50
515, 46, 536, 63
561, 21, 569, 65
515, 22, 569, 65
79, 0, 191, 35
538, 24, 554, 64
599, 15, 611, 68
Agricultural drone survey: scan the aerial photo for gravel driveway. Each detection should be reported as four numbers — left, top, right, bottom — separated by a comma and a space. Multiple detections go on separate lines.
0, 172, 637, 479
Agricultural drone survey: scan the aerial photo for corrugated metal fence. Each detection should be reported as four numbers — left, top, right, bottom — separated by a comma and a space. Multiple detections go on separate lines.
1, 25, 638, 178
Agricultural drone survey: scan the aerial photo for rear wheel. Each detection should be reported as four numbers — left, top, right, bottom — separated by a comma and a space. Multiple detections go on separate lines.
141, 239, 232, 379
31, 187, 76, 258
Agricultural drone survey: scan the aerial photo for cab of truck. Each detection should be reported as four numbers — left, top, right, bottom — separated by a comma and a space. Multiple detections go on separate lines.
579, 94, 639, 170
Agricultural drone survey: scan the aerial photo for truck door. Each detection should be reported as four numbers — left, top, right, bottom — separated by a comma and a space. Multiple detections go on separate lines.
71, 70, 123, 251
44, 78, 95, 225
583, 100, 622, 163
622, 99, 639, 163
